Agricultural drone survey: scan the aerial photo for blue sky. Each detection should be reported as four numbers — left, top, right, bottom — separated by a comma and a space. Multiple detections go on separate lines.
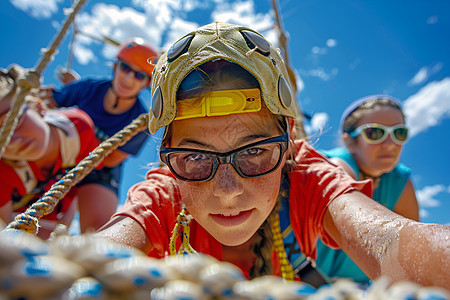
1, 0, 449, 229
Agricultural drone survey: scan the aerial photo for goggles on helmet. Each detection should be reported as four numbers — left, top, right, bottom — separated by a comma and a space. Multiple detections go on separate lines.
175, 88, 261, 120
148, 22, 302, 134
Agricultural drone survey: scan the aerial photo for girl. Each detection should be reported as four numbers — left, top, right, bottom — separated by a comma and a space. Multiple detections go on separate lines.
96, 22, 449, 290
0, 65, 101, 239
316, 95, 419, 284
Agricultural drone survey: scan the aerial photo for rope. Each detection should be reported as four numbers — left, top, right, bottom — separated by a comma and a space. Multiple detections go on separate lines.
0, 0, 88, 158
0, 71, 41, 158
270, 0, 308, 137
270, 211, 295, 281
5, 113, 149, 235
34, 0, 88, 75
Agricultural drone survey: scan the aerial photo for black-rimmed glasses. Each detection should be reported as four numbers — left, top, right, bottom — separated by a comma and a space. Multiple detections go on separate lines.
160, 131, 289, 182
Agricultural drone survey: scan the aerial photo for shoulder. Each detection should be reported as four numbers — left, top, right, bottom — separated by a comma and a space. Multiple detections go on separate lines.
129, 167, 179, 201
392, 163, 412, 177
46, 108, 95, 130
292, 140, 333, 167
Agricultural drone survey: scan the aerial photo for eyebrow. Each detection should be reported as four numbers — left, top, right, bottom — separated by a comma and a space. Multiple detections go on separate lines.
176, 133, 273, 151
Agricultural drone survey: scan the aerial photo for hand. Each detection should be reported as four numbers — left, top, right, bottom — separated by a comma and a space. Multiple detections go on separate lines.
57, 68, 80, 85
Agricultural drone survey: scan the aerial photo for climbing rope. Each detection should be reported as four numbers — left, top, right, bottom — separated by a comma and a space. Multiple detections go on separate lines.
0, 0, 88, 158
270, 209, 295, 281
5, 113, 149, 235
271, 0, 310, 136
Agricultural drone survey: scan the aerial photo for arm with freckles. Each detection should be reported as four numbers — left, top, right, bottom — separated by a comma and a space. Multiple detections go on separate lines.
323, 191, 450, 290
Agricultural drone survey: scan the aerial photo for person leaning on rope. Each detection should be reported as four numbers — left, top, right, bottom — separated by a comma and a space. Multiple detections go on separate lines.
95, 22, 450, 290
0, 65, 101, 239
41, 38, 159, 233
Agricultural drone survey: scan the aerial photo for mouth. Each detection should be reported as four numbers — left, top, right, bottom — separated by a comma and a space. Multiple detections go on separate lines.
210, 209, 254, 227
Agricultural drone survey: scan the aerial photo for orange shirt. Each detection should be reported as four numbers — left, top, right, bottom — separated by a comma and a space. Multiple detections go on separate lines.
114, 140, 371, 277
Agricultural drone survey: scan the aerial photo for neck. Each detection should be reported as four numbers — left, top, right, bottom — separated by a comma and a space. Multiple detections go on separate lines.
359, 168, 381, 189
222, 239, 256, 272
105, 88, 138, 114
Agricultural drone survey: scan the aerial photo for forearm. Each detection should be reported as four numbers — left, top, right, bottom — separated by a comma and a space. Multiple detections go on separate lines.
382, 222, 450, 288
325, 191, 450, 289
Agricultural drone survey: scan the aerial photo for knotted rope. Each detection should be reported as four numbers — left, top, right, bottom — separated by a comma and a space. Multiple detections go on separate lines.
5, 113, 149, 234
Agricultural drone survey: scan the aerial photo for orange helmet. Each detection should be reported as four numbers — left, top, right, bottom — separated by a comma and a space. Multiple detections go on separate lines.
117, 37, 159, 78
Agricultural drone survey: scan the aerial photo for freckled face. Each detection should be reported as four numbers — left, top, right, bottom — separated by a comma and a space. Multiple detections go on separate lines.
169, 108, 286, 246
350, 106, 405, 177
0, 104, 50, 161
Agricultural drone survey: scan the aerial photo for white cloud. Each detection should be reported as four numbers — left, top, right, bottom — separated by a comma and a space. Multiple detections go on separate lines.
72, 3, 194, 65
10, 0, 62, 19
416, 184, 448, 220
426, 15, 438, 24
211, 0, 275, 39
304, 112, 329, 135
312, 46, 327, 55
300, 67, 338, 81
403, 77, 450, 137
408, 67, 428, 86
408, 63, 443, 86
417, 184, 445, 208
326, 39, 337, 48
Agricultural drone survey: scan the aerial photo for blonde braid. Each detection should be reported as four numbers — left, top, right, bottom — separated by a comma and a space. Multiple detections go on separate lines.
5, 113, 149, 235
249, 218, 273, 279
250, 178, 295, 281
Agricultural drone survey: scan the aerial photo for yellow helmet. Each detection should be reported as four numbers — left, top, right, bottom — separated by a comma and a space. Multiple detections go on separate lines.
149, 22, 299, 134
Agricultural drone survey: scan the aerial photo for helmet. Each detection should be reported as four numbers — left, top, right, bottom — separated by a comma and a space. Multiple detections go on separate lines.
339, 94, 401, 134
149, 22, 300, 134
117, 37, 159, 77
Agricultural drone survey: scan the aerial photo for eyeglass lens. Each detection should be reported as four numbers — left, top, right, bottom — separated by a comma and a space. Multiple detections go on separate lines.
166, 143, 283, 181
119, 61, 148, 80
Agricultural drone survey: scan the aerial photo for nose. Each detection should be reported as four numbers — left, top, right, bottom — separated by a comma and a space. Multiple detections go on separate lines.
211, 164, 244, 200
382, 134, 398, 146
123, 71, 136, 81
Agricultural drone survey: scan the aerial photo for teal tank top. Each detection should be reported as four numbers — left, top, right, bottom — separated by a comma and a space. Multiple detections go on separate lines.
315, 147, 411, 283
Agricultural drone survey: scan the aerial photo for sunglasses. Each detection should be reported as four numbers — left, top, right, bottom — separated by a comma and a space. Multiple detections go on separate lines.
349, 123, 408, 145
117, 60, 149, 81
160, 131, 289, 182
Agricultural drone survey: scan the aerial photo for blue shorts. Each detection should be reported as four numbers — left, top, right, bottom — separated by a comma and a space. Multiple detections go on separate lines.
79, 165, 122, 195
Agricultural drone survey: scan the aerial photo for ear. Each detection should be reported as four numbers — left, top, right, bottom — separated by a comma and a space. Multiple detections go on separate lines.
112, 62, 118, 76
342, 132, 357, 153
288, 117, 295, 138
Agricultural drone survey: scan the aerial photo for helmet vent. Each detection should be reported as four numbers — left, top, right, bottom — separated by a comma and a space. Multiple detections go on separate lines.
167, 35, 195, 63
241, 30, 270, 56
151, 86, 163, 119
278, 76, 292, 108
